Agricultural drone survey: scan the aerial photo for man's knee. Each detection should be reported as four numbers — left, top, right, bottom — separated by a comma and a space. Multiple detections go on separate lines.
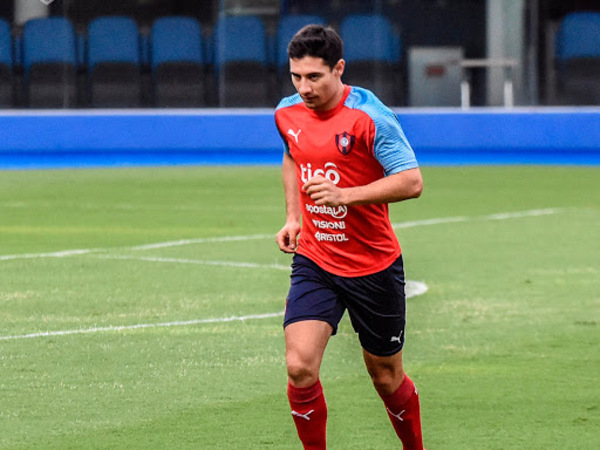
364, 351, 405, 396
286, 355, 319, 387
370, 370, 404, 396
284, 320, 332, 388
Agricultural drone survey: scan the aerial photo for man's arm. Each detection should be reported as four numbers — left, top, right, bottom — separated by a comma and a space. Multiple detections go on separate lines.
303, 167, 423, 207
276, 152, 302, 253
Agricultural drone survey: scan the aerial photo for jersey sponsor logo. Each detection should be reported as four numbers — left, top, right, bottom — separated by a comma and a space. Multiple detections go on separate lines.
312, 219, 346, 230
315, 231, 350, 242
300, 162, 341, 185
287, 128, 302, 143
335, 132, 355, 155
305, 204, 348, 219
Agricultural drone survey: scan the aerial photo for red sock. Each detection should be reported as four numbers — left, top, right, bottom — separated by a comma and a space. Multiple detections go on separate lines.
287, 380, 327, 450
380, 375, 423, 450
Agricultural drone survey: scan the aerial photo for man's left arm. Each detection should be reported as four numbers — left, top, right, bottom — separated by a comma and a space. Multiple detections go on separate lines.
303, 167, 423, 207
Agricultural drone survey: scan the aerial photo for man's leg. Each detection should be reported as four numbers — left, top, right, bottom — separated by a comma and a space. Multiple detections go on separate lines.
363, 350, 424, 450
285, 320, 332, 450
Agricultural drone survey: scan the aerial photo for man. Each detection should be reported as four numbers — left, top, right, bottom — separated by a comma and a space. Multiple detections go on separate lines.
274, 25, 424, 449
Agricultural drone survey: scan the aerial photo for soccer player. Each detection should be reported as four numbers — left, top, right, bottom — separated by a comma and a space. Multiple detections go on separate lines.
274, 25, 425, 449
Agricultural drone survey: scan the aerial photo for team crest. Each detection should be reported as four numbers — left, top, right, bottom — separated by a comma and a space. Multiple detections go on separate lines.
335, 132, 355, 155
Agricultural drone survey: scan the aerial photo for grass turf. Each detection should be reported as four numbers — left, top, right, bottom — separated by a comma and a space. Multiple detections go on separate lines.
0, 166, 598, 449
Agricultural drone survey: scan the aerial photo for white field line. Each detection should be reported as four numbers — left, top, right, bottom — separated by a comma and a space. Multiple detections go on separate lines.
0, 281, 428, 342
0, 236, 272, 261
0, 312, 284, 341
130, 234, 272, 250
484, 209, 560, 220
391, 208, 561, 229
4, 208, 559, 342
94, 255, 429, 298
0, 208, 564, 262
392, 216, 468, 229
0, 248, 99, 261
95, 254, 290, 271
93, 255, 428, 299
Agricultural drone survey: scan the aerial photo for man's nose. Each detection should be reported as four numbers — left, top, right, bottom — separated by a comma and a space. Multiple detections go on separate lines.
297, 79, 312, 95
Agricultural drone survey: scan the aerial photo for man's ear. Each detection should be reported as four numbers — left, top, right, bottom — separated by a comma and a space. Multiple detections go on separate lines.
334, 59, 345, 77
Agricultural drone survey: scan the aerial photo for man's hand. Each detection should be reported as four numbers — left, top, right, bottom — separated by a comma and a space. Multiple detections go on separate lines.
276, 220, 301, 253
302, 175, 346, 207
304, 168, 423, 207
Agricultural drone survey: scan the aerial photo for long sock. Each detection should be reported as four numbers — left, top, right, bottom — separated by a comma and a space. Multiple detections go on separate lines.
287, 379, 327, 450
379, 374, 423, 450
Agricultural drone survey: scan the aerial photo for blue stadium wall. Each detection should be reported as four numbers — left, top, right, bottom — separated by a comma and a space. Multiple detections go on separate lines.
1, 108, 599, 169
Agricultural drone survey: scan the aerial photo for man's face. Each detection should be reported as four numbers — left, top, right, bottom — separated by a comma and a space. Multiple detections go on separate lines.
289, 56, 345, 111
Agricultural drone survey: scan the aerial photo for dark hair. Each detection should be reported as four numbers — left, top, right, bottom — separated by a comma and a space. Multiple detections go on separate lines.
287, 25, 343, 69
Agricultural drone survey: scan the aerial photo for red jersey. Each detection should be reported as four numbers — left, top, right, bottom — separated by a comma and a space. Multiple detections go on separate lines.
275, 85, 418, 277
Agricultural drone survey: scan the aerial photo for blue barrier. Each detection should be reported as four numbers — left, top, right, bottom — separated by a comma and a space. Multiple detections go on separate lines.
0, 108, 599, 168
398, 108, 600, 165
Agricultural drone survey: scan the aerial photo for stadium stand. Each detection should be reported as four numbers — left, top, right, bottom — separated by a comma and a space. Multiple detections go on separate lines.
150, 16, 206, 107
555, 12, 600, 105
213, 15, 270, 107
275, 14, 326, 98
0, 17, 13, 107
340, 14, 404, 105
87, 16, 142, 107
22, 17, 78, 108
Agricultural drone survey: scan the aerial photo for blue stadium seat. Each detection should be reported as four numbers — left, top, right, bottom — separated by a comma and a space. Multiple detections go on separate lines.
276, 15, 327, 69
276, 15, 326, 98
555, 12, 600, 61
340, 14, 404, 105
213, 15, 270, 106
281, 0, 334, 16
0, 18, 13, 107
22, 17, 78, 108
87, 16, 142, 107
555, 12, 600, 105
150, 16, 206, 107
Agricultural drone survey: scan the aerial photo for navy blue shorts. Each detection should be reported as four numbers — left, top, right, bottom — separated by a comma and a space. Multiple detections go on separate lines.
284, 253, 406, 357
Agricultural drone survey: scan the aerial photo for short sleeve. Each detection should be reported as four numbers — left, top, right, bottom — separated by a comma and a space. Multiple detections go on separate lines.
345, 86, 418, 176
372, 110, 419, 176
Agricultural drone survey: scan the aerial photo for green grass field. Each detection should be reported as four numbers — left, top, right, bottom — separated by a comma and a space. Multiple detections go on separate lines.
1, 165, 598, 449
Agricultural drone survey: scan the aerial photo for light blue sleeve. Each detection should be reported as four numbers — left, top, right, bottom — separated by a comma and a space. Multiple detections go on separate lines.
346, 87, 419, 176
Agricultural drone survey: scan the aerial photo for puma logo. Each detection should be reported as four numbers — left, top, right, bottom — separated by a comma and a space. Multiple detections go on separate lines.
291, 409, 314, 421
387, 407, 406, 422
390, 330, 403, 343
287, 128, 302, 143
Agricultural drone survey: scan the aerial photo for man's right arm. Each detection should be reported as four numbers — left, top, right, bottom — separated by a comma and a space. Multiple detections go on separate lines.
276, 152, 301, 253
